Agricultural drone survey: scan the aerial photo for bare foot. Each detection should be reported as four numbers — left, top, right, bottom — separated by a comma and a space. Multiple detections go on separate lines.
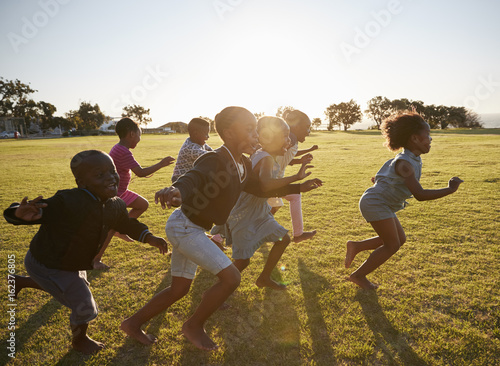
344, 241, 357, 269
293, 230, 317, 243
114, 232, 134, 242
92, 260, 110, 270
256, 277, 287, 290
182, 321, 218, 351
347, 274, 379, 290
72, 335, 104, 354
120, 318, 157, 345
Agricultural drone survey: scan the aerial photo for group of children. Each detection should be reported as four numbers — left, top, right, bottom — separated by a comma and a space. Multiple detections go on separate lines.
5, 106, 462, 354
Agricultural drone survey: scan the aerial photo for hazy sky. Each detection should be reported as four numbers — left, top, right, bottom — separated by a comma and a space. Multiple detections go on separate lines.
1, 0, 499, 127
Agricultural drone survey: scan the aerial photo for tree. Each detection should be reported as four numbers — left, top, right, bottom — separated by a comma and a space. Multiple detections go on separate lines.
389, 98, 412, 112
276, 105, 294, 118
122, 104, 152, 127
0, 77, 37, 116
325, 100, 362, 131
311, 117, 322, 131
68, 101, 107, 131
365, 96, 392, 129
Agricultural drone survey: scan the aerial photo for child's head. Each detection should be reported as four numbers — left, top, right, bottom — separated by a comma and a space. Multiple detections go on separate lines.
381, 111, 431, 152
282, 109, 311, 143
115, 117, 141, 148
188, 118, 210, 146
257, 116, 290, 156
70, 150, 119, 201
214, 106, 258, 155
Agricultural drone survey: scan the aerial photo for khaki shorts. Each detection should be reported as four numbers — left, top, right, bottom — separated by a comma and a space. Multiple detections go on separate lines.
166, 209, 232, 280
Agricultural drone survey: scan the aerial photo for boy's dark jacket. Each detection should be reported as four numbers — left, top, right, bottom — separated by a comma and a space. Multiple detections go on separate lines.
4, 188, 150, 271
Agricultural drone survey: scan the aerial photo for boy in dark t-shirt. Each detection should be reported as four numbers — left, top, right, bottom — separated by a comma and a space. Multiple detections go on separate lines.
4, 150, 168, 354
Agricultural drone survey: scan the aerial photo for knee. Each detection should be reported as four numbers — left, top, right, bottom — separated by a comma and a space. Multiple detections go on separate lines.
223, 266, 241, 290
399, 234, 407, 247
171, 284, 190, 300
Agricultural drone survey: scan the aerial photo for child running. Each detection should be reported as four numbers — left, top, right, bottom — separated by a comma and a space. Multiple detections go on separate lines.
345, 111, 463, 290
171, 117, 213, 183
268, 109, 319, 242
93, 118, 175, 269
220, 116, 322, 290
120, 106, 321, 351
4, 150, 168, 354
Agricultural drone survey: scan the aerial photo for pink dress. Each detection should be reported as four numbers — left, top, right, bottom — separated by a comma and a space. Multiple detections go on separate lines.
109, 144, 140, 205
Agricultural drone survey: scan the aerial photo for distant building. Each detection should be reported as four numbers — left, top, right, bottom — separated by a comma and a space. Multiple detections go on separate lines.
143, 122, 188, 134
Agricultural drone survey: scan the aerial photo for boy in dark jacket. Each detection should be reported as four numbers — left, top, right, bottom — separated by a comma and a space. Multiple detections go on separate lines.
4, 150, 168, 354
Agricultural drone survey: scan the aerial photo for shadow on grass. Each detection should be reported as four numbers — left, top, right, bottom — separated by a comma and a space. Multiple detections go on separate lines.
298, 258, 337, 364
354, 290, 427, 366
0, 270, 106, 366
110, 271, 172, 366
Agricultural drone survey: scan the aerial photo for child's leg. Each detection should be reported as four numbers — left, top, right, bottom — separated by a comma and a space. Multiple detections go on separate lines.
344, 237, 384, 268
182, 264, 241, 350
93, 195, 149, 269
256, 233, 291, 290
349, 217, 406, 290
113, 195, 149, 241
285, 194, 316, 243
233, 258, 250, 272
13, 274, 44, 298
121, 276, 192, 345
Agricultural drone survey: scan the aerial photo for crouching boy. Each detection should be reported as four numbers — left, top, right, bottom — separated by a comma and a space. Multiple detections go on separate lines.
3, 150, 168, 354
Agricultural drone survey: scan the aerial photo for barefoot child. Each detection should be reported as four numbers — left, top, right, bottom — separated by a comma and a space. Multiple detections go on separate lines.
93, 118, 175, 269
120, 106, 321, 351
220, 116, 322, 290
269, 109, 319, 243
3, 150, 168, 354
345, 112, 463, 290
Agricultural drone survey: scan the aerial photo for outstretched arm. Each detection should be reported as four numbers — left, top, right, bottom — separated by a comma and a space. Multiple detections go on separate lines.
295, 145, 318, 157
396, 160, 463, 201
132, 156, 175, 177
257, 156, 312, 192
289, 153, 314, 166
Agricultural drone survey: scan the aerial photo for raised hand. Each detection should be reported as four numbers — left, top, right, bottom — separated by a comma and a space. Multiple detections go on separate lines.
155, 187, 182, 209
161, 156, 176, 167
448, 177, 464, 192
296, 162, 313, 180
300, 178, 323, 192
15, 196, 47, 221
300, 153, 313, 164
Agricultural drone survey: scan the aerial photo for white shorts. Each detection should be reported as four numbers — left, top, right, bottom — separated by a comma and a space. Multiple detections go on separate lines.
166, 209, 232, 280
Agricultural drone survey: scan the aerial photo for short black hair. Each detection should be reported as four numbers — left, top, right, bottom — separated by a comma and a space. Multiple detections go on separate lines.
188, 118, 210, 134
214, 106, 255, 141
115, 117, 140, 139
70, 150, 106, 178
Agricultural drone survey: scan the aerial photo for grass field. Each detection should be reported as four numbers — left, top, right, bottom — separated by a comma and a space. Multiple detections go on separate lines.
1, 130, 499, 366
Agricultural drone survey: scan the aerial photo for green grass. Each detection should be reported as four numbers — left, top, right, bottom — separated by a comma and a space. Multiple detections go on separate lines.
1, 131, 499, 365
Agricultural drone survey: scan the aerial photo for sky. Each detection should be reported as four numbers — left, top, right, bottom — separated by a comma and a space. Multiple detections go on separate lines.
1, 0, 499, 128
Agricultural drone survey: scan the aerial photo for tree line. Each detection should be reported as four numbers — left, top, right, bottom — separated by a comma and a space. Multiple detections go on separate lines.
1, 77, 483, 134
0, 77, 152, 133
